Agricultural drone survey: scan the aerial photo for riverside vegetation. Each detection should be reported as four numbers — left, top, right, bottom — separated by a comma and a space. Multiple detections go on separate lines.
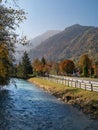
29, 77, 98, 120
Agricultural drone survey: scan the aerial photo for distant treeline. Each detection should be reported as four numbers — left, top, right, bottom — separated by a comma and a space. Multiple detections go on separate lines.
14, 52, 98, 79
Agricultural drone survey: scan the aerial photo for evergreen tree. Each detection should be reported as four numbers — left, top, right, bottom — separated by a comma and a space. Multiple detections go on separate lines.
17, 62, 24, 78
17, 52, 32, 79
41, 57, 46, 65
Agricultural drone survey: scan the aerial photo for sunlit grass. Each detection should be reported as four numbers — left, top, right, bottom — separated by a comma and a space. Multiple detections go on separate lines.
29, 78, 98, 117
29, 77, 98, 101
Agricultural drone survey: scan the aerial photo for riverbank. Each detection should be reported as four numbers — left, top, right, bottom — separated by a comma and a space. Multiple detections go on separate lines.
28, 77, 98, 119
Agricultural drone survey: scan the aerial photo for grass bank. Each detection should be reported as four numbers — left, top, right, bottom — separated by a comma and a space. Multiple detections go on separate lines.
28, 77, 98, 119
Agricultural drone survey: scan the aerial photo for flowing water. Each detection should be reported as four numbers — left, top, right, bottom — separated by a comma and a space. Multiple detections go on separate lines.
0, 79, 98, 130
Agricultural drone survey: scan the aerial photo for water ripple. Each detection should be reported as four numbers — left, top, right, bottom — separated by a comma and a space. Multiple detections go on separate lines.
0, 79, 98, 130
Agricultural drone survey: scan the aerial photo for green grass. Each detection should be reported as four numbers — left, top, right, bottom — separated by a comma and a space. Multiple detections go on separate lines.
28, 77, 98, 118
29, 77, 98, 99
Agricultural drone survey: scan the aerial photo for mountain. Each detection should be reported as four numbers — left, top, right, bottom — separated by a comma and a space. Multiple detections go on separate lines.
29, 30, 61, 48
15, 30, 60, 62
29, 24, 98, 61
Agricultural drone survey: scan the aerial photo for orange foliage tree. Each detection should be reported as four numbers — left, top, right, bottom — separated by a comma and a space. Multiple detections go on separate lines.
59, 59, 75, 75
49, 62, 59, 75
0, 44, 10, 85
32, 57, 50, 76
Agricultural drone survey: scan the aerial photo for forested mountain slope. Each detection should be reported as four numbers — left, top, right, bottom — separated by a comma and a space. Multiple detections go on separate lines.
15, 30, 60, 62
29, 24, 98, 61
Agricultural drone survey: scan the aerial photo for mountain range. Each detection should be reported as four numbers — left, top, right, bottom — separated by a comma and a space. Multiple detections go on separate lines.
15, 30, 60, 62
28, 24, 98, 62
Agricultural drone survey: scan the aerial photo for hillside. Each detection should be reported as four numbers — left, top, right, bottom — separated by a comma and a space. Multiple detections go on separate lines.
29, 24, 98, 61
29, 30, 61, 48
15, 30, 60, 62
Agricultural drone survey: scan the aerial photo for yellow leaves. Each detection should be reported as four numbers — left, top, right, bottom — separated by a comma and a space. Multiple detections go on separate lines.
0, 25, 3, 30
0, 61, 8, 77
0, 44, 9, 78
79, 54, 91, 67
0, 44, 9, 59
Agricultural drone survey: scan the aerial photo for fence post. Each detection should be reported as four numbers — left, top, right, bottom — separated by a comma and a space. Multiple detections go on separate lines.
75, 81, 77, 87
71, 79, 73, 87
63, 78, 64, 85
85, 83, 86, 90
65, 79, 66, 85
57, 78, 58, 84
68, 79, 69, 87
80, 82, 81, 88
91, 83, 93, 91
62, 79, 63, 84
60, 79, 62, 84
62, 78, 63, 85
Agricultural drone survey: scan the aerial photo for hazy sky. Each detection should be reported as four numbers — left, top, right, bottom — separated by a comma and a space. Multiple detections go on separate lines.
16, 0, 98, 39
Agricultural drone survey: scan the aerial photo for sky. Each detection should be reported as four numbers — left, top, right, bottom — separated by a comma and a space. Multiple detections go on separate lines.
15, 0, 98, 39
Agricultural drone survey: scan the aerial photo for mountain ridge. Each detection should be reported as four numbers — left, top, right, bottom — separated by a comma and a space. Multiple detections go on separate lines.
28, 24, 98, 61
15, 30, 61, 62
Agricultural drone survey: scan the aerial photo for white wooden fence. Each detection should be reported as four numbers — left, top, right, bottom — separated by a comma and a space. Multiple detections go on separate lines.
43, 75, 98, 92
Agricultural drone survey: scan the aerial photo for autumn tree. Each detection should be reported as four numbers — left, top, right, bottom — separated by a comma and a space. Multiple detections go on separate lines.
32, 58, 42, 76
32, 58, 44, 76
49, 62, 59, 75
93, 61, 98, 77
0, 44, 10, 85
59, 59, 75, 75
79, 54, 92, 77
43, 63, 51, 75
32, 57, 50, 76
0, 0, 25, 85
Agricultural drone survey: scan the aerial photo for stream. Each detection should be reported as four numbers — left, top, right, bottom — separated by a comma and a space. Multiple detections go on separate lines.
0, 79, 98, 130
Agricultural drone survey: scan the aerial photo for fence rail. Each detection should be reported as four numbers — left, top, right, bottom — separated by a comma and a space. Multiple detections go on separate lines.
43, 75, 98, 92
